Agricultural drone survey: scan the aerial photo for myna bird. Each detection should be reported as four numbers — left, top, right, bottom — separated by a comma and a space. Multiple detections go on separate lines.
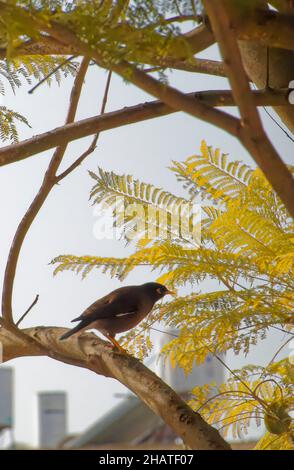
60, 282, 174, 351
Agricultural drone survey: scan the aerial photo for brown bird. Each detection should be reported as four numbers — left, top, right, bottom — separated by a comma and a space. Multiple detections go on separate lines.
60, 282, 174, 351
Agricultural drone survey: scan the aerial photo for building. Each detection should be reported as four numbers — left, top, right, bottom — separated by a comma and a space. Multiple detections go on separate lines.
38, 391, 67, 448
0, 367, 13, 448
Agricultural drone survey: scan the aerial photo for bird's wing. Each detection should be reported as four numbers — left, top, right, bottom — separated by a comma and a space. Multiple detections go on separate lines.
72, 287, 139, 323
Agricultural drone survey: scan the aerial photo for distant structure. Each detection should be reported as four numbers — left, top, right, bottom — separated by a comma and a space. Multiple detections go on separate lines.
64, 328, 225, 449
152, 328, 224, 394
38, 392, 67, 448
0, 367, 13, 448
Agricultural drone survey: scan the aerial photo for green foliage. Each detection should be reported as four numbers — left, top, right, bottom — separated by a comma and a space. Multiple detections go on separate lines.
0, 105, 30, 142
0, 56, 77, 93
0, 55, 77, 141
0, 1, 199, 68
52, 140, 294, 448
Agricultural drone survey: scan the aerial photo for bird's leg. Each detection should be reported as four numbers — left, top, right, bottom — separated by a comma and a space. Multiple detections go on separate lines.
106, 334, 128, 354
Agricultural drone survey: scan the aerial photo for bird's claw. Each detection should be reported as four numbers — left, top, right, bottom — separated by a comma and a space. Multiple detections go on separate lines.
112, 343, 129, 355
105, 335, 129, 355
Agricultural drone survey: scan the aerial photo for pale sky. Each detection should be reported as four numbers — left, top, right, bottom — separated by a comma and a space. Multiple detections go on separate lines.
0, 45, 292, 446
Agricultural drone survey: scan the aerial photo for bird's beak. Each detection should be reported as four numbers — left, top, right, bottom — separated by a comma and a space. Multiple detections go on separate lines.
166, 290, 176, 296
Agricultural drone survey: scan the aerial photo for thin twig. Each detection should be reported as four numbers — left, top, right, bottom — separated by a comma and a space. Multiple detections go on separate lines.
270, 325, 294, 336
185, 322, 273, 414
56, 71, 112, 182
28, 55, 77, 94
212, 410, 264, 427
253, 379, 284, 401
195, 390, 257, 413
16, 294, 39, 327
266, 336, 293, 369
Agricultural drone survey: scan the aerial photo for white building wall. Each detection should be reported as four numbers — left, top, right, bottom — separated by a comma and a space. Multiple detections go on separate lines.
152, 328, 224, 394
0, 367, 13, 428
38, 392, 67, 448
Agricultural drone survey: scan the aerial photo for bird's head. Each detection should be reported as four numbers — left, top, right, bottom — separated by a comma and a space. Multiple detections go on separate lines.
142, 282, 176, 302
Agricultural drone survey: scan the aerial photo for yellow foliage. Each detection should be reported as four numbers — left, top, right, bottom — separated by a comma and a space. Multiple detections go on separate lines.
52, 141, 294, 448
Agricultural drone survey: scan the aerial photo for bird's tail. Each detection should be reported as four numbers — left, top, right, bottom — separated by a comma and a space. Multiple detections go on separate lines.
60, 322, 85, 341
71, 315, 82, 323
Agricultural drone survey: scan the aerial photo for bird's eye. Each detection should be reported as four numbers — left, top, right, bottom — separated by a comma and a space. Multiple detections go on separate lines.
156, 287, 166, 295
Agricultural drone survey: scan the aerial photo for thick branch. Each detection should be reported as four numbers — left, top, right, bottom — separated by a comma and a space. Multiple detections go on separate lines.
0, 14, 215, 63
0, 89, 287, 168
43, 21, 241, 138
0, 325, 231, 450
0, 36, 75, 59
184, 23, 215, 53
4, 50, 225, 77
0, 35, 224, 76
204, 0, 294, 219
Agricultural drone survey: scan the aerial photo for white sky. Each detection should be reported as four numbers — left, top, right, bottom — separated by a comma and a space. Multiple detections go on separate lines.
0, 45, 292, 446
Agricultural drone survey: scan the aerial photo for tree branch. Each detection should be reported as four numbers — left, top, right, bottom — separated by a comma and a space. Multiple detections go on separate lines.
30, 18, 240, 140
56, 70, 112, 182
111, 62, 237, 138
0, 89, 287, 168
0, 325, 231, 450
2, 8, 294, 60
0, 9, 215, 62
16, 294, 39, 327
1, 58, 90, 323
0, 38, 223, 78
0, 36, 75, 59
184, 22, 215, 53
190, 89, 288, 107
203, 0, 294, 218
145, 57, 226, 77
